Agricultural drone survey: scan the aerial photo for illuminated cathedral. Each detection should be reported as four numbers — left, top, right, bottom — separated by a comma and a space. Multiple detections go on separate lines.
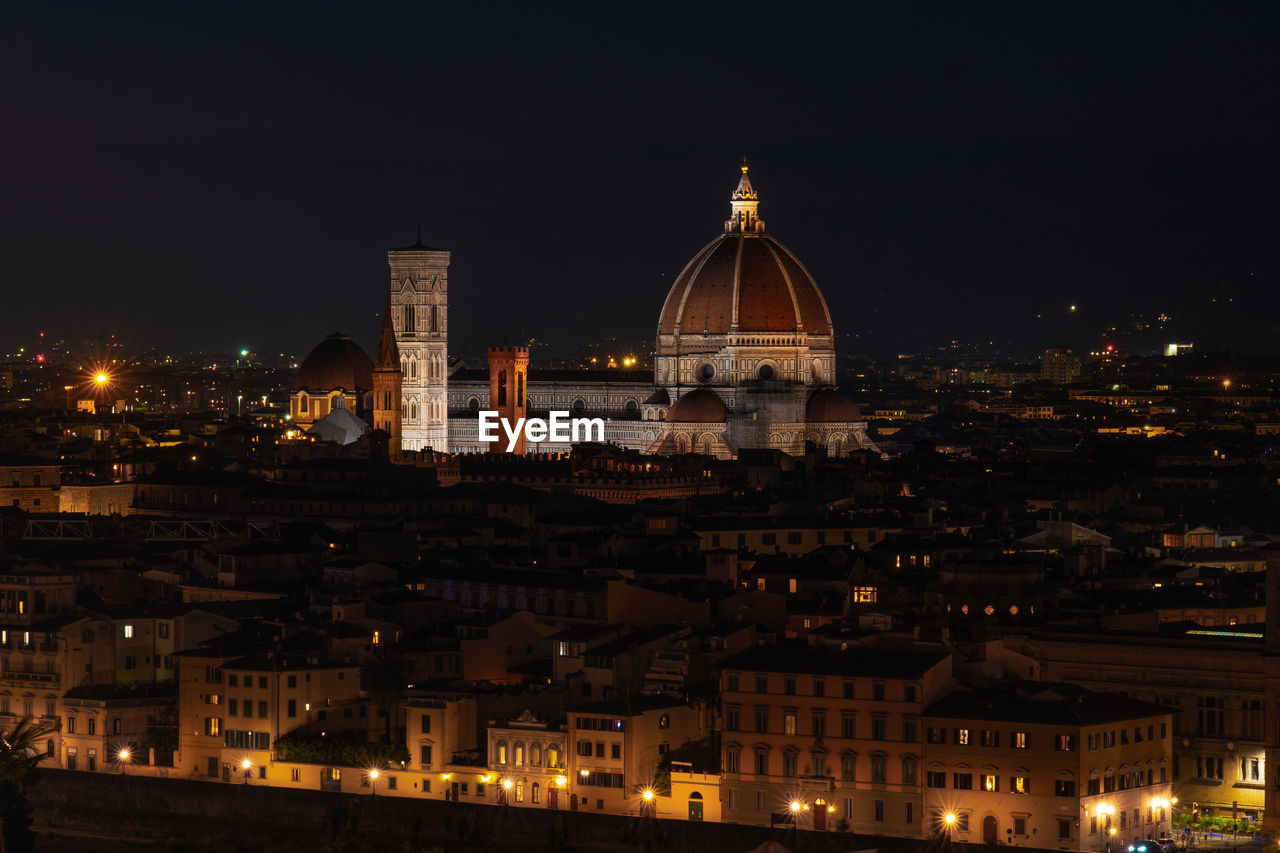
292, 164, 878, 459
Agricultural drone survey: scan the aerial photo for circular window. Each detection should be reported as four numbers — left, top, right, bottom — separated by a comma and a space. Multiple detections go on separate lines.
1009, 605, 1019, 616
758, 364, 775, 381
572, 399, 585, 414
697, 362, 715, 383
625, 400, 638, 415
467, 397, 480, 411
984, 605, 995, 616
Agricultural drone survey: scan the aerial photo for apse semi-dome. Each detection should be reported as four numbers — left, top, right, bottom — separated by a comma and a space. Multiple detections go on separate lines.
806, 388, 862, 422
657, 166, 833, 338
294, 333, 374, 392
666, 388, 727, 423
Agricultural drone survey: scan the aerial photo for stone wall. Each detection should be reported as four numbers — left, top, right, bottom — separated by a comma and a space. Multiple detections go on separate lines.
30, 768, 932, 852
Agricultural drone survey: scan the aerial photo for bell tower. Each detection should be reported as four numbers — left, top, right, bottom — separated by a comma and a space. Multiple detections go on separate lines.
389, 237, 450, 453
487, 346, 529, 454
372, 299, 402, 455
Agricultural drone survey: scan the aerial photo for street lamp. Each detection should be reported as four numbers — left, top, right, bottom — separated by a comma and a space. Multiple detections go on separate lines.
241, 757, 252, 784
116, 747, 132, 775
368, 768, 380, 796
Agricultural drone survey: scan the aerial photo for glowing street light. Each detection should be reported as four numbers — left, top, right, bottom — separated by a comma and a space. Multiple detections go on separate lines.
790, 800, 803, 814
116, 747, 132, 775
641, 788, 654, 802
501, 778, 513, 790
943, 811, 957, 826
241, 757, 252, 784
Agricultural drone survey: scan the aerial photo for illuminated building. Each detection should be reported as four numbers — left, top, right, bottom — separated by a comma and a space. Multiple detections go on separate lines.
1040, 348, 1082, 385
922, 687, 1173, 849
289, 333, 374, 431
297, 163, 878, 459
388, 240, 451, 453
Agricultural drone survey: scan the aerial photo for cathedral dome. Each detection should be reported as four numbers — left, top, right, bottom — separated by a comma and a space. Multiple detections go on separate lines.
294, 333, 374, 392
667, 388, 727, 423
806, 388, 862, 422
657, 165, 833, 338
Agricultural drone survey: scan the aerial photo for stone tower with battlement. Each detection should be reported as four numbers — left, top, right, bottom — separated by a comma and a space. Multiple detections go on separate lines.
487, 346, 530, 454
389, 240, 450, 452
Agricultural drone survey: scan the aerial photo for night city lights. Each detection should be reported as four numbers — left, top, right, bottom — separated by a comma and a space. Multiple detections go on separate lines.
0, 4, 1277, 853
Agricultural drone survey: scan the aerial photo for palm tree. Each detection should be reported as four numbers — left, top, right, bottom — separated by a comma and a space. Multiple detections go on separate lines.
0, 716, 59, 853
361, 650, 410, 744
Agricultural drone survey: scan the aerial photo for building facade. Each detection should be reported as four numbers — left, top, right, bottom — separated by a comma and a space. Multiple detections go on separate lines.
718, 643, 953, 835
923, 687, 1174, 851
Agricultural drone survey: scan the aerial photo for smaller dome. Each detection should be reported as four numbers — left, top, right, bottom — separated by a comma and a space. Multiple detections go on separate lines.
807, 389, 861, 422
667, 388, 727, 423
295, 333, 374, 392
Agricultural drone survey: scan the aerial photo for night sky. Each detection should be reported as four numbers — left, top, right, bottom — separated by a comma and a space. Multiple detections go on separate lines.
3, 3, 1278, 361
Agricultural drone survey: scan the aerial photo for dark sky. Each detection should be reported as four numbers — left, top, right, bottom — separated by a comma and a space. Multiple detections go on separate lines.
3, 3, 1278, 361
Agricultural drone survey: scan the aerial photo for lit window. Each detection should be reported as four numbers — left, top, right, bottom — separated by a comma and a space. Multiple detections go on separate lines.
123, 625, 134, 639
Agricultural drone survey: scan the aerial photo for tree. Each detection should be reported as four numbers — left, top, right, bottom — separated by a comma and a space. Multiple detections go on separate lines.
361, 649, 410, 744
0, 715, 59, 853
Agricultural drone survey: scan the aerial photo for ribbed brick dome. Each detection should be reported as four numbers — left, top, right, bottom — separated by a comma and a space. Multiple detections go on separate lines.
657, 165, 833, 338
807, 388, 861, 422
294, 333, 374, 392
658, 234, 834, 337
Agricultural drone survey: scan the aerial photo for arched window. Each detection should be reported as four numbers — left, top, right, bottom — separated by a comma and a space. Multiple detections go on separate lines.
547, 746, 560, 768
530, 743, 542, 766
514, 742, 524, 766
498, 370, 507, 406
531, 781, 541, 803
515, 779, 525, 802
497, 740, 508, 764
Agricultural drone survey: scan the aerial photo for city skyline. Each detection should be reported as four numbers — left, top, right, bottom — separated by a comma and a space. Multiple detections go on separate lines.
2, 4, 1277, 357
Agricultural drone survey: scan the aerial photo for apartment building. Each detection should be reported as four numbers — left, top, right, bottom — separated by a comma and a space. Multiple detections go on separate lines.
718, 642, 953, 835
0, 453, 60, 512
175, 647, 362, 782
1009, 626, 1266, 821
922, 686, 1173, 851
567, 695, 704, 814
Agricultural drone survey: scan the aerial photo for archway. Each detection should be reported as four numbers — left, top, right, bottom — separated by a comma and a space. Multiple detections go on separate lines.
687, 791, 703, 821
983, 815, 998, 844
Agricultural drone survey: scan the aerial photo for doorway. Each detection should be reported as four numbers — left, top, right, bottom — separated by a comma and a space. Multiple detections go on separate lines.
813, 798, 826, 831
983, 815, 998, 844
688, 791, 704, 822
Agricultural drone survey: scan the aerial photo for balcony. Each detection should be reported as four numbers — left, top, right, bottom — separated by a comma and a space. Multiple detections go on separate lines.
0, 671, 58, 685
